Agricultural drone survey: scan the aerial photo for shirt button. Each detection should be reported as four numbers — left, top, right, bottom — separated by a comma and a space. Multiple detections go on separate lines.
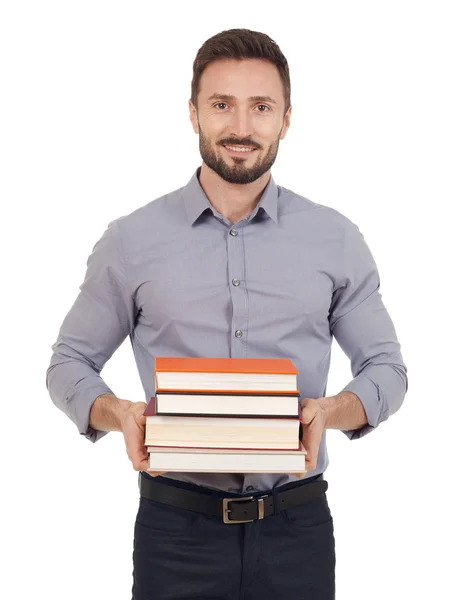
235, 330, 243, 338
230, 229, 238, 236
232, 278, 240, 286
246, 485, 255, 492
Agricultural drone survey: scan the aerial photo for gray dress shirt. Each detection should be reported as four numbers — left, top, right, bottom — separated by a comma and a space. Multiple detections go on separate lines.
46, 166, 408, 494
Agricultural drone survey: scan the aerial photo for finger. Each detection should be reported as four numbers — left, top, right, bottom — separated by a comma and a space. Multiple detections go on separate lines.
139, 458, 150, 472
304, 448, 319, 471
138, 444, 162, 475
303, 448, 317, 471
148, 470, 166, 477
129, 441, 148, 471
300, 399, 318, 425
301, 430, 314, 464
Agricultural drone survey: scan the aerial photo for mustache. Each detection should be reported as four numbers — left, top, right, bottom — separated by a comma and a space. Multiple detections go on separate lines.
219, 139, 260, 149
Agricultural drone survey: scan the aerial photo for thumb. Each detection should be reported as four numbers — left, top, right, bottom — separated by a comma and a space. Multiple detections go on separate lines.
300, 398, 318, 425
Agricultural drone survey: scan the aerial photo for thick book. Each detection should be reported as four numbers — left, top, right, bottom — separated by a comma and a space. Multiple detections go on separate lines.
152, 392, 301, 417
144, 413, 301, 450
154, 356, 299, 393
144, 397, 302, 449
146, 442, 307, 475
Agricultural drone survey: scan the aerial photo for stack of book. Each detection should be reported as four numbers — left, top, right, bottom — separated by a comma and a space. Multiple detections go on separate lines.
143, 357, 307, 476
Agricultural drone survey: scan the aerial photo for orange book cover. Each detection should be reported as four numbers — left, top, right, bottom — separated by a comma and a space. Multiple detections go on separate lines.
155, 356, 298, 374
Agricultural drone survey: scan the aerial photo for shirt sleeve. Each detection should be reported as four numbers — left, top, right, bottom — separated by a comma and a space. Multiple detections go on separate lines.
45, 219, 137, 443
328, 217, 408, 440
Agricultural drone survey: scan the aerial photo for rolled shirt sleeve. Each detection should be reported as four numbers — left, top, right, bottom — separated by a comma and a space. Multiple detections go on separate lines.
46, 219, 137, 442
329, 218, 408, 440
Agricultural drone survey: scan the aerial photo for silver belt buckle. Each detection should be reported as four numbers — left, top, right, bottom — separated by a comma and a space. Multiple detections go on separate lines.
222, 494, 267, 524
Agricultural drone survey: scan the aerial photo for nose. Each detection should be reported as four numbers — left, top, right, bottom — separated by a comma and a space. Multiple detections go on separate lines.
229, 106, 254, 140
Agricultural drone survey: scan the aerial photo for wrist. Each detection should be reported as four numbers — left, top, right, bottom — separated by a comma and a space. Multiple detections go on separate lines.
316, 395, 336, 429
318, 391, 367, 431
90, 393, 133, 432
117, 399, 133, 429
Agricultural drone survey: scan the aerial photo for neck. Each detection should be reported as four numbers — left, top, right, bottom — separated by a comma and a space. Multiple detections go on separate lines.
198, 162, 271, 224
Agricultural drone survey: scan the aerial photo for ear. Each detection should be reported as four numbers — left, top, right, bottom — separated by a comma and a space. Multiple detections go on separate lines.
188, 99, 199, 134
280, 105, 292, 140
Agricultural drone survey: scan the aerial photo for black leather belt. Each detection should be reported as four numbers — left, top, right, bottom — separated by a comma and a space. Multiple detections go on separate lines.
139, 472, 328, 524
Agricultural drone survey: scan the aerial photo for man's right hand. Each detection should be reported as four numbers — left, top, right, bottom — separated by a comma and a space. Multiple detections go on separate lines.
119, 401, 166, 477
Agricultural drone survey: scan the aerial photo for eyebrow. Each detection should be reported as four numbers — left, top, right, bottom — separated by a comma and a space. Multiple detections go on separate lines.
207, 93, 277, 105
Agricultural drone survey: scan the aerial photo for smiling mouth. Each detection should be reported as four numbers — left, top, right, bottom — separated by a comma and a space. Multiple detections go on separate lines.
223, 144, 258, 155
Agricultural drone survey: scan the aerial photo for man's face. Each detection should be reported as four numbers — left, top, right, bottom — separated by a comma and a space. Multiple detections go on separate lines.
189, 59, 291, 184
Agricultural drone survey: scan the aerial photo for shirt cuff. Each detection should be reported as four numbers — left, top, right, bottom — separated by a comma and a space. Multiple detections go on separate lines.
70, 384, 114, 443
339, 376, 386, 440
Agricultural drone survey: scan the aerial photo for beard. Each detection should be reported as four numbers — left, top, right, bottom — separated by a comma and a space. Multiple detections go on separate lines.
198, 125, 282, 185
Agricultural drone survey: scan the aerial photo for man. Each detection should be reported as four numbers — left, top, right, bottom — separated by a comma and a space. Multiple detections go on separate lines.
46, 28, 408, 600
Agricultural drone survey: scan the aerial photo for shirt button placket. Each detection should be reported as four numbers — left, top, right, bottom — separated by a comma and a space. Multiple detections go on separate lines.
228, 225, 247, 355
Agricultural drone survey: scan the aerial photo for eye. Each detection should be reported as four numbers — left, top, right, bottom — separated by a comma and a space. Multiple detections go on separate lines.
256, 105, 270, 112
214, 102, 228, 110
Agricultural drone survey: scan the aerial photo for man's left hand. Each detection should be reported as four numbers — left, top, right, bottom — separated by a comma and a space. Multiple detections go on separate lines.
300, 397, 328, 472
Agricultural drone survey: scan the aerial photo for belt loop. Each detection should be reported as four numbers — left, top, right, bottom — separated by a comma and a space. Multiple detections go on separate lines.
271, 488, 281, 516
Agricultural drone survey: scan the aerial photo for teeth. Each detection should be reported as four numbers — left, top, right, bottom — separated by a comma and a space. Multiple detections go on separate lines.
225, 145, 254, 153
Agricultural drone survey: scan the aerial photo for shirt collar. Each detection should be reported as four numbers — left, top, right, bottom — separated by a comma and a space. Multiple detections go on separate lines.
182, 166, 279, 225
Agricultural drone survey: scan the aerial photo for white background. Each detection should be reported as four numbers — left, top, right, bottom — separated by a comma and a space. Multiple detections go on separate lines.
1, 1, 453, 598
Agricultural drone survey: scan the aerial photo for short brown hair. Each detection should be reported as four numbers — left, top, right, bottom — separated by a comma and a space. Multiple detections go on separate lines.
191, 28, 291, 113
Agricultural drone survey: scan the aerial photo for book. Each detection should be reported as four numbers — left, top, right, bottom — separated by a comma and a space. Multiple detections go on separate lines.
153, 392, 300, 417
145, 415, 301, 449
154, 356, 299, 393
147, 441, 307, 475
144, 398, 302, 450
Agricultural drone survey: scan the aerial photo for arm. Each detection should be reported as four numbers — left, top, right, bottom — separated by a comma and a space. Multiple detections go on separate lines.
328, 217, 408, 439
89, 393, 151, 473
319, 390, 368, 431
301, 220, 408, 470
300, 391, 368, 471
89, 392, 132, 432
45, 219, 137, 443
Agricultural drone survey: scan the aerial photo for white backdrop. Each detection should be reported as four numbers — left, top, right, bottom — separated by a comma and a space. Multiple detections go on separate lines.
1, 1, 453, 599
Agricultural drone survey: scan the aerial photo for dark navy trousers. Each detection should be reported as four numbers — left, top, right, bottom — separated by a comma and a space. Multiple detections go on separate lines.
132, 474, 336, 600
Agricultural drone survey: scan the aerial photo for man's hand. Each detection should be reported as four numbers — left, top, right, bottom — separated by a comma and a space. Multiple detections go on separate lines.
300, 397, 328, 472
119, 401, 166, 477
